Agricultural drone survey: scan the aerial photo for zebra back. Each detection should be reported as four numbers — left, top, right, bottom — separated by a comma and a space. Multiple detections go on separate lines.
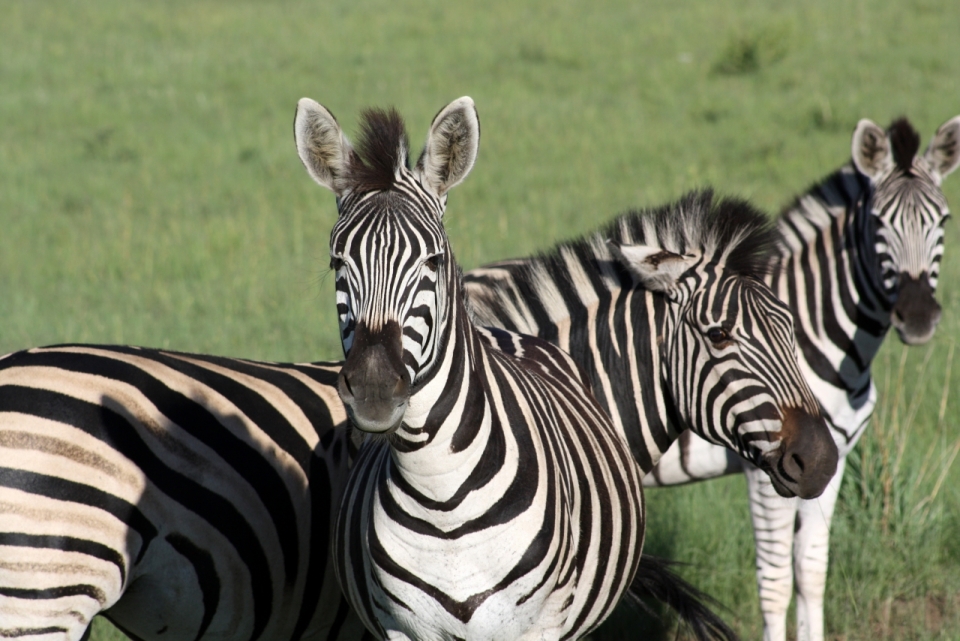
0, 344, 367, 641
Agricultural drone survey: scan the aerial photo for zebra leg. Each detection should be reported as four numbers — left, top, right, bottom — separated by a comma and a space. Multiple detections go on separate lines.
793, 457, 845, 641
743, 462, 799, 641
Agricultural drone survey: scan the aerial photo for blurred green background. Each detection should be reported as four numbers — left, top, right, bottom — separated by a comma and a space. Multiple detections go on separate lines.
2, 1, 958, 639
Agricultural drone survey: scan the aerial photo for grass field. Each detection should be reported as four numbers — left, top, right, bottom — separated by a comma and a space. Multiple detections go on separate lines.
3, 1, 959, 639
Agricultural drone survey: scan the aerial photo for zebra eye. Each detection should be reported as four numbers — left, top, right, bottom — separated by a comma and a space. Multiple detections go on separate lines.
330, 256, 345, 272
423, 254, 442, 272
706, 327, 731, 345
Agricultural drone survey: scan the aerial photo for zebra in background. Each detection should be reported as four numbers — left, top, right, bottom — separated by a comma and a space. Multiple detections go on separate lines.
0, 345, 374, 641
464, 191, 839, 496
294, 95, 744, 641
639, 115, 960, 641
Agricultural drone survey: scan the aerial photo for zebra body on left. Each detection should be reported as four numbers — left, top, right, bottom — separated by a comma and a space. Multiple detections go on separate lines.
296, 96, 648, 641
0, 344, 371, 641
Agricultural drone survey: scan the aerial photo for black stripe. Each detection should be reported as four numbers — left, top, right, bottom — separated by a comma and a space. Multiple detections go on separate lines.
166, 533, 220, 641
0, 532, 126, 585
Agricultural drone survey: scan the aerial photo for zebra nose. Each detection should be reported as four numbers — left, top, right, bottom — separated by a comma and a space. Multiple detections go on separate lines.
891, 273, 941, 345
777, 408, 838, 499
338, 338, 411, 433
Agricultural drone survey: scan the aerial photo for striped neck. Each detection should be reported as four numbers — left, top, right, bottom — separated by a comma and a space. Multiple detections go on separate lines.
768, 163, 892, 403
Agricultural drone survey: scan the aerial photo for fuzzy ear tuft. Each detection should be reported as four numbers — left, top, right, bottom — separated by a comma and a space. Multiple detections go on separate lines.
610, 241, 698, 294
924, 115, 960, 184
416, 97, 480, 199
294, 98, 353, 194
851, 119, 893, 181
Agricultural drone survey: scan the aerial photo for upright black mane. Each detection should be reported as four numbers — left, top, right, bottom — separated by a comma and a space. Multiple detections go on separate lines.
546, 190, 776, 280
347, 107, 410, 192
888, 117, 920, 174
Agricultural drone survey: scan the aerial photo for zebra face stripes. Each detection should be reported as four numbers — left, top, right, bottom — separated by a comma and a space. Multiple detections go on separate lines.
295, 97, 647, 641
851, 117, 960, 344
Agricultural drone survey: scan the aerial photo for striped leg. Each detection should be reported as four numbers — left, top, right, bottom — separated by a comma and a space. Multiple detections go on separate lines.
743, 463, 799, 641
794, 457, 845, 641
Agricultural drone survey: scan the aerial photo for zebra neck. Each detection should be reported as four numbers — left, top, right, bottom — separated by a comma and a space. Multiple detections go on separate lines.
390, 303, 496, 495
770, 163, 892, 394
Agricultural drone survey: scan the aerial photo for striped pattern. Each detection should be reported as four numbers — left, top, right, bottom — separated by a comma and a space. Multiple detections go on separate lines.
304, 98, 647, 641
464, 190, 835, 497
0, 344, 368, 641
643, 116, 959, 641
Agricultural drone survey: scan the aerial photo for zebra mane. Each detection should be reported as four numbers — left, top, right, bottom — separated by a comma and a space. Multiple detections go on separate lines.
346, 107, 411, 192
888, 117, 920, 174
543, 189, 776, 280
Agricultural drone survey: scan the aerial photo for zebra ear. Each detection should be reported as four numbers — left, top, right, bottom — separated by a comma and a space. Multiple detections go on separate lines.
416, 97, 480, 200
924, 115, 960, 184
609, 242, 698, 294
294, 98, 354, 195
851, 119, 894, 181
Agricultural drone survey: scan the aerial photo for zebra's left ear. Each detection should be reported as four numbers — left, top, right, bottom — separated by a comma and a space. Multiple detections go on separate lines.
416, 97, 480, 201
609, 241, 698, 297
924, 116, 960, 184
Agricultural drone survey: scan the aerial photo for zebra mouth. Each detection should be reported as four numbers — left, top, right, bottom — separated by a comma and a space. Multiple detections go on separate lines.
343, 400, 407, 434
890, 273, 941, 345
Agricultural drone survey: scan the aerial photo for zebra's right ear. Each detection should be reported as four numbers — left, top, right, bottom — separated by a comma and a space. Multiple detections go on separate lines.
851, 119, 894, 181
924, 115, 960, 184
609, 241, 698, 295
294, 98, 354, 195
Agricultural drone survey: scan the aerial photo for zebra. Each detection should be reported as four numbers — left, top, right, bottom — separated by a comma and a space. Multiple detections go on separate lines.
0, 344, 374, 641
298, 94, 650, 641
464, 191, 839, 497
630, 115, 960, 641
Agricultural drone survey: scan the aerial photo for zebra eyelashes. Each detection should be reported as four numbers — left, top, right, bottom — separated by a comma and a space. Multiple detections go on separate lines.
330, 256, 345, 272
422, 253, 443, 272
706, 326, 731, 345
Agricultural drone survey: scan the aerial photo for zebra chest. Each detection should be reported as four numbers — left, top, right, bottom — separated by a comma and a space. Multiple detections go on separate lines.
340, 445, 581, 641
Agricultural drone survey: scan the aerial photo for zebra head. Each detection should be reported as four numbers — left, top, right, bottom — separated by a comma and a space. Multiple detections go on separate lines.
851, 116, 960, 345
610, 194, 838, 498
294, 97, 480, 433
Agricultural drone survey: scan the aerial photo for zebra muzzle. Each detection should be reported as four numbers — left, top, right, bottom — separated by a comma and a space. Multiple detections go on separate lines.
768, 407, 838, 500
338, 322, 411, 433
891, 273, 941, 346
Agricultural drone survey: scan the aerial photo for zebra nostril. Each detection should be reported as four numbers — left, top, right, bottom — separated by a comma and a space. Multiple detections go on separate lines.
792, 453, 805, 473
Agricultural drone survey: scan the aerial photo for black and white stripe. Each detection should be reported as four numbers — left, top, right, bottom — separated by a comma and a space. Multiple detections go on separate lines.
297, 97, 648, 641
0, 344, 372, 641
464, 191, 838, 498
641, 115, 960, 641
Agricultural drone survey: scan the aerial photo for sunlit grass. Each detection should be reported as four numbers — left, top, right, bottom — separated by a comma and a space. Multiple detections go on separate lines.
2, 1, 959, 639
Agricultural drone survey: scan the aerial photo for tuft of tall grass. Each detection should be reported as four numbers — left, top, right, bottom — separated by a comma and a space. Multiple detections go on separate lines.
827, 340, 960, 639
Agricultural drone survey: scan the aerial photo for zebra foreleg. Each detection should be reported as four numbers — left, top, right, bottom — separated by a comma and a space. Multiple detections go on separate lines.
793, 457, 845, 641
743, 463, 799, 641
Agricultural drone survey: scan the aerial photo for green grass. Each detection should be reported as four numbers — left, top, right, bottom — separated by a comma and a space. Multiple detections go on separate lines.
2, 1, 959, 639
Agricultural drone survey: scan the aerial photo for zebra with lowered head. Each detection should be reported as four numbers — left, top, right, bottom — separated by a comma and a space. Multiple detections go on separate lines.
640, 115, 960, 641
295, 94, 652, 641
464, 191, 839, 497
